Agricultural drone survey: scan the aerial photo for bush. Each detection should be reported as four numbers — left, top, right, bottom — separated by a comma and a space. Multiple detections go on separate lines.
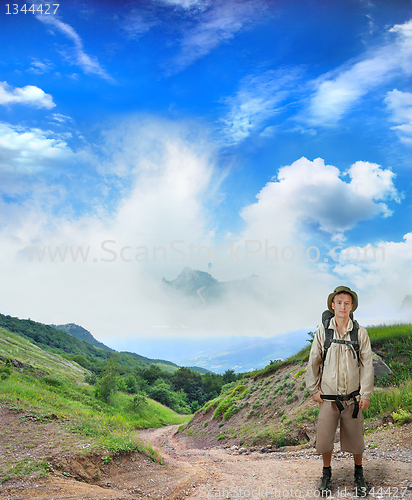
223, 405, 238, 421
213, 398, 233, 419
41, 376, 64, 387
392, 408, 412, 424
96, 355, 118, 404
84, 372, 97, 385
130, 394, 148, 412
0, 366, 12, 380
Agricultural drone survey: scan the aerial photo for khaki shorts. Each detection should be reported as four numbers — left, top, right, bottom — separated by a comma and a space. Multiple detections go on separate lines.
316, 400, 365, 455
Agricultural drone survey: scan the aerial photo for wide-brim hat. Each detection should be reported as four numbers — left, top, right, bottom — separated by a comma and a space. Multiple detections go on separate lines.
327, 286, 358, 313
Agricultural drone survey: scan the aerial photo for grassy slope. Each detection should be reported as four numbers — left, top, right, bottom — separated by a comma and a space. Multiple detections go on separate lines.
0, 313, 180, 374
0, 327, 190, 483
182, 323, 412, 448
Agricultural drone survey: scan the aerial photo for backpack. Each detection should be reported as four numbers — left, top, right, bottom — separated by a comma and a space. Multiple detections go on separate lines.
321, 310, 360, 372
320, 310, 362, 418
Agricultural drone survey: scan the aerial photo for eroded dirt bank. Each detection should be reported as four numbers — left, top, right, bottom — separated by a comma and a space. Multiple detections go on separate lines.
1, 423, 411, 499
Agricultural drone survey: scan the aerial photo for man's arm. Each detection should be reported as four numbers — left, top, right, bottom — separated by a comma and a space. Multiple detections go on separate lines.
358, 326, 374, 402
305, 325, 324, 401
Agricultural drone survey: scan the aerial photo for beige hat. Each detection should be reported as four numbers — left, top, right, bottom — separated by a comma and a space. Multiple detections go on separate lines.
327, 286, 358, 313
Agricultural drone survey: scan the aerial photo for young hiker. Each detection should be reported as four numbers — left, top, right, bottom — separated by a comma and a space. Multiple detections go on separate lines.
306, 286, 374, 495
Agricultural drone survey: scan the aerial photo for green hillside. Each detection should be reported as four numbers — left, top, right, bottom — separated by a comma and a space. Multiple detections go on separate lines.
0, 326, 190, 483
0, 313, 179, 376
0, 313, 238, 418
50, 323, 114, 351
181, 323, 412, 448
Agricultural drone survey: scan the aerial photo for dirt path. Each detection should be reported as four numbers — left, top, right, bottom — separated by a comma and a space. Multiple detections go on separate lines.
1, 424, 411, 499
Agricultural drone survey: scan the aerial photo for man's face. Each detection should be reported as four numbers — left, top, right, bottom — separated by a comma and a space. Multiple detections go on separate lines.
331, 292, 353, 319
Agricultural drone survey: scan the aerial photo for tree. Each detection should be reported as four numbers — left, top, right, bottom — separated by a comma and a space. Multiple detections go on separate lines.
96, 355, 118, 403
222, 369, 236, 384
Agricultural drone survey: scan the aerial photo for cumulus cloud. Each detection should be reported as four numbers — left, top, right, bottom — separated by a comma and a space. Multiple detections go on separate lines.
0, 117, 406, 342
331, 233, 412, 323
0, 122, 73, 173
37, 15, 113, 82
219, 68, 301, 145
0, 117, 226, 338
302, 19, 412, 126
240, 157, 399, 238
165, 0, 267, 75
0, 81, 55, 109
385, 89, 412, 144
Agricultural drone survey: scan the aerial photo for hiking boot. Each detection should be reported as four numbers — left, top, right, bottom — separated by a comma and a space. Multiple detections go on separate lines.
354, 466, 369, 496
318, 467, 332, 495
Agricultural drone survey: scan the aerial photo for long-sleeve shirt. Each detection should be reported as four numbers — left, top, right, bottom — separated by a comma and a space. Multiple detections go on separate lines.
305, 317, 374, 401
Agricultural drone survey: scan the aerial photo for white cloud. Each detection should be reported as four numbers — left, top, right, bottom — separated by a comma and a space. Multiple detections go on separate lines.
331, 233, 412, 323
37, 15, 113, 82
219, 69, 301, 145
27, 59, 54, 75
240, 157, 399, 238
303, 19, 412, 126
156, 0, 209, 9
0, 81, 55, 109
121, 11, 159, 40
0, 122, 73, 173
0, 117, 405, 342
166, 0, 267, 75
50, 113, 74, 123
385, 89, 412, 144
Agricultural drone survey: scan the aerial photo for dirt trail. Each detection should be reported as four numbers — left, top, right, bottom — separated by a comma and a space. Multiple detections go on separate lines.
1, 423, 411, 499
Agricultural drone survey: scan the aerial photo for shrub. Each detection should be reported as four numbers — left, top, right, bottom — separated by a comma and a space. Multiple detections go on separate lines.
0, 366, 12, 380
232, 384, 247, 395
84, 372, 97, 385
223, 405, 238, 421
293, 369, 306, 379
392, 408, 412, 424
130, 394, 148, 412
41, 376, 64, 388
213, 398, 233, 419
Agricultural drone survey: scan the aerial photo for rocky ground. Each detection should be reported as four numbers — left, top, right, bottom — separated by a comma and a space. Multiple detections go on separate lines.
0, 418, 411, 500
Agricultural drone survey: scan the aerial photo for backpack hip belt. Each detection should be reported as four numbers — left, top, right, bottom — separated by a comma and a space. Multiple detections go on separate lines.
320, 388, 361, 418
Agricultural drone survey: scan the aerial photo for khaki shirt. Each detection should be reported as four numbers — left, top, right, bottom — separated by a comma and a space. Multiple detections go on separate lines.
305, 317, 374, 400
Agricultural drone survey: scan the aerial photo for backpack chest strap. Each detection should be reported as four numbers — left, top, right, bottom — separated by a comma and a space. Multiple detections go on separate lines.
328, 338, 359, 359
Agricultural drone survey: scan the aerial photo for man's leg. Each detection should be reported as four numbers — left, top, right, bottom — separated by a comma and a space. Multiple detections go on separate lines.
316, 402, 339, 493
353, 454, 367, 495
340, 405, 368, 495
322, 450, 333, 467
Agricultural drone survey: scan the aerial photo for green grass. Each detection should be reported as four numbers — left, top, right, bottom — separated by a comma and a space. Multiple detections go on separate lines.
0, 327, 87, 383
0, 329, 191, 480
365, 380, 412, 419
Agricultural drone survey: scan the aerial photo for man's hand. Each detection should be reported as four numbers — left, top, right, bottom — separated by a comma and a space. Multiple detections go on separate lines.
312, 390, 324, 403
359, 398, 369, 410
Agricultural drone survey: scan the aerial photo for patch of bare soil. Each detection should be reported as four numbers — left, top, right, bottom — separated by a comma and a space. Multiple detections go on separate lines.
1, 414, 411, 500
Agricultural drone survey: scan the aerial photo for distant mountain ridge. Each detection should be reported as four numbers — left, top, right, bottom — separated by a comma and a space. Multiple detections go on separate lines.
50, 323, 113, 352
162, 266, 260, 306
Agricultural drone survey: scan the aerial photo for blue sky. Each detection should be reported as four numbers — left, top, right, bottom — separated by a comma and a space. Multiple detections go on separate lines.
1, 0, 412, 354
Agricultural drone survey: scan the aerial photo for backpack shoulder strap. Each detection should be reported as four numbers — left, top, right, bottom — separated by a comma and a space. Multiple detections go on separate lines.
350, 319, 360, 364
322, 310, 334, 371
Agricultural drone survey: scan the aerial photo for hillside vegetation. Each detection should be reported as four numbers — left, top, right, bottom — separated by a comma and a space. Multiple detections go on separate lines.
0, 313, 179, 375
0, 327, 190, 484
181, 323, 412, 449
